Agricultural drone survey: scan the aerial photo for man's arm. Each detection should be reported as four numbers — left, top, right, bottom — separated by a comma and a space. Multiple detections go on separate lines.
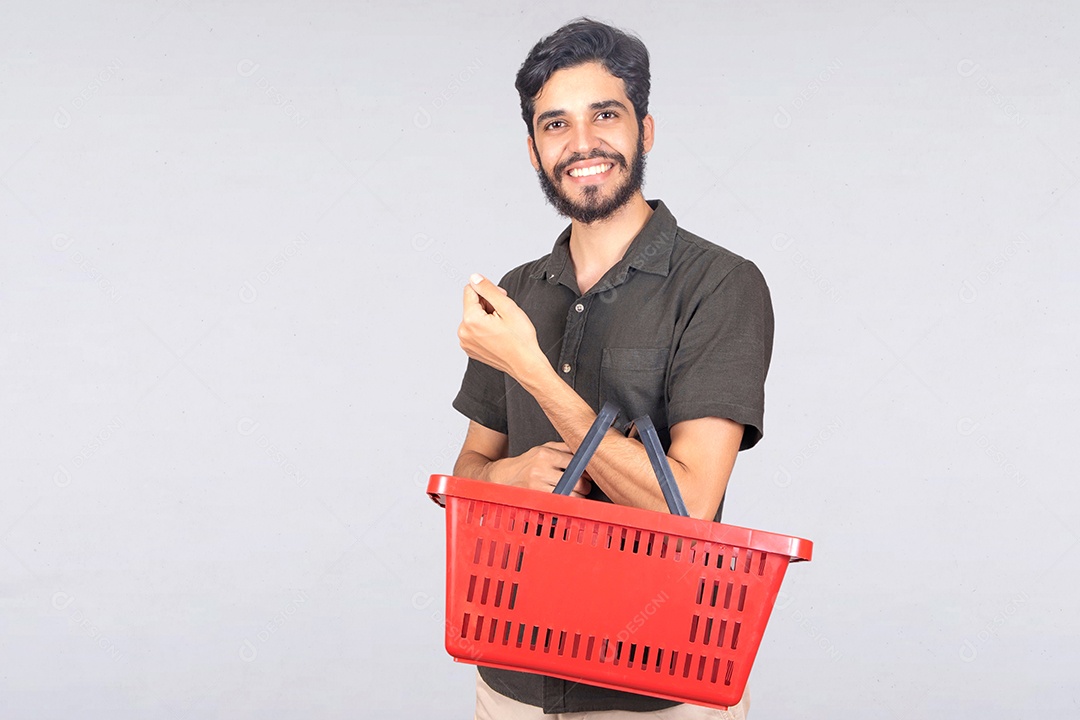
453, 420, 592, 498
458, 274, 742, 520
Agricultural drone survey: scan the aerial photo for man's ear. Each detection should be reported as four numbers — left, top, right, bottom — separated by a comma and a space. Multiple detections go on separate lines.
527, 134, 540, 171
642, 113, 655, 154
524, 133, 537, 171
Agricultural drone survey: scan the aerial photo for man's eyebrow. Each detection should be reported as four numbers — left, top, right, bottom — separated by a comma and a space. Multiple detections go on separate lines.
535, 99, 631, 127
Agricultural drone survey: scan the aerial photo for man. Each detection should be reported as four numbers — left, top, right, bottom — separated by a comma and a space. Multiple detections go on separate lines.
452, 17, 772, 720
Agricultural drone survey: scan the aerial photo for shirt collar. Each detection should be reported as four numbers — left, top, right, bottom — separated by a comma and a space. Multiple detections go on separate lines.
530, 199, 678, 292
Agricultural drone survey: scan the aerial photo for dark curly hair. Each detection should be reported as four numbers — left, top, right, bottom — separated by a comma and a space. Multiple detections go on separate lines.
514, 18, 651, 140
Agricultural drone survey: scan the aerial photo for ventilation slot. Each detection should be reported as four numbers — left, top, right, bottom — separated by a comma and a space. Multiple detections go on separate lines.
466, 575, 477, 603
737, 585, 747, 612
508, 583, 519, 610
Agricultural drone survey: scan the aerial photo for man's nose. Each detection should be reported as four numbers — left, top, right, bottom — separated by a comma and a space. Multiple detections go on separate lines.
569, 120, 601, 155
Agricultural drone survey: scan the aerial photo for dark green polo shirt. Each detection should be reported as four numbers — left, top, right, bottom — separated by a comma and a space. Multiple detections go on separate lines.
452, 198, 774, 713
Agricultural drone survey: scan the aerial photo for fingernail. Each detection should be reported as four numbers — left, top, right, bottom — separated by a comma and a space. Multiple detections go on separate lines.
470, 273, 483, 285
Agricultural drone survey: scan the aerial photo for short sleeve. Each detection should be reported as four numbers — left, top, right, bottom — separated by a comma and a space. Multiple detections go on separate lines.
666, 260, 774, 450
452, 357, 508, 434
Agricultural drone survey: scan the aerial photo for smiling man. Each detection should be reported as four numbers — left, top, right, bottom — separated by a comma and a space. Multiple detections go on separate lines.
452, 17, 772, 719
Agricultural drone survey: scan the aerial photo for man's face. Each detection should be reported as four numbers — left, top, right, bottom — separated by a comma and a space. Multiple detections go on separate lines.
527, 61, 654, 224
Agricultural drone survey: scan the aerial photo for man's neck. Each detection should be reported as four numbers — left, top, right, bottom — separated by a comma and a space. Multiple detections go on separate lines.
568, 193, 654, 295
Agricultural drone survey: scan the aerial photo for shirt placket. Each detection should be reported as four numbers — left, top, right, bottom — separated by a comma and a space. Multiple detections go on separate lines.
555, 296, 590, 387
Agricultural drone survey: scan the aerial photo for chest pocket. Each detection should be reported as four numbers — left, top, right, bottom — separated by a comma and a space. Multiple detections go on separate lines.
599, 347, 670, 431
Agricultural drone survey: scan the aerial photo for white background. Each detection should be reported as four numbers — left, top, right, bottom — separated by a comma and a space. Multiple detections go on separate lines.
2, 1, 1077, 717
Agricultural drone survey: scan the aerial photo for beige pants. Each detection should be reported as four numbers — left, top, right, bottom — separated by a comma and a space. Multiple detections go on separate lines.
475, 670, 750, 720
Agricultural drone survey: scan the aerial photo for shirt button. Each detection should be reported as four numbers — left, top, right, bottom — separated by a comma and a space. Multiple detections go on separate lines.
574, 303, 584, 313
561, 363, 572, 374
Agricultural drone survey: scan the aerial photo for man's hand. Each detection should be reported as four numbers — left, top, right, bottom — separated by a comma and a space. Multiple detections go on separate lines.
458, 274, 548, 381
454, 423, 592, 499
488, 441, 591, 498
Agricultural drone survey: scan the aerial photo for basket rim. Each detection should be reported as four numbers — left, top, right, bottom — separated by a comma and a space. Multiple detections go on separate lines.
427, 474, 812, 562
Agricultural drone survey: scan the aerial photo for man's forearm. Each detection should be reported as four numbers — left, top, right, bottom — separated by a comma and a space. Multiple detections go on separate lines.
453, 450, 495, 482
517, 360, 691, 515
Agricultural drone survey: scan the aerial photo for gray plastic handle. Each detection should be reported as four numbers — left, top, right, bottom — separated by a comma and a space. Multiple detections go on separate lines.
552, 403, 689, 517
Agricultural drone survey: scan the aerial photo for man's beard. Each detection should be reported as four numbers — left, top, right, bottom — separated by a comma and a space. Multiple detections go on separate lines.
534, 129, 647, 225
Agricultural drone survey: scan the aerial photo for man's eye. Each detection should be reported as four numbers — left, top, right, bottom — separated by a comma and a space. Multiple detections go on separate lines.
545, 120, 565, 130
598, 111, 617, 120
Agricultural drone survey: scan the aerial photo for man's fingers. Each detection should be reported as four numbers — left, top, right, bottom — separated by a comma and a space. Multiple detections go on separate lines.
469, 274, 516, 315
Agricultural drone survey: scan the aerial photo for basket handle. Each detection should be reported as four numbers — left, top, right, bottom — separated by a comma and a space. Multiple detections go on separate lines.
552, 402, 619, 497
552, 402, 689, 517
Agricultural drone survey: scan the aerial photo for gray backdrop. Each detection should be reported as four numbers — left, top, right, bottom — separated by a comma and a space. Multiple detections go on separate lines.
2, 1, 1076, 718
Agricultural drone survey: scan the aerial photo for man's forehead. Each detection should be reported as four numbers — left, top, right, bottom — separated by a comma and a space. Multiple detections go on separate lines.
533, 61, 630, 115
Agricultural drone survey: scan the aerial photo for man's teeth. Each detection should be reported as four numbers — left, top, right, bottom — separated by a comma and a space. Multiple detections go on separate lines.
568, 163, 612, 177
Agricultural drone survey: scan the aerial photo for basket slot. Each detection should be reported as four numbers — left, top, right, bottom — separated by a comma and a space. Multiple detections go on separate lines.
709, 580, 720, 607
731, 621, 741, 650
703, 617, 714, 645
710, 657, 721, 684
515, 623, 526, 648
632, 530, 641, 554
743, 550, 753, 573
737, 585, 747, 612
500, 543, 511, 570
599, 638, 609, 663
729, 549, 739, 571
572, 633, 581, 658
557, 630, 567, 655
615, 640, 624, 665
480, 578, 491, 605
687, 541, 697, 564
461, 613, 470, 638
507, 507, 517, 532
689, 615, 699, 643
488, 617, 499, 644
682, 652, 693, 678
585, 636, 595, 661
535, 513, 545, 538
606, 526, 615, 549
640, 645, 650, 670
515, 546, 525, 572
725, 659, 735, 685
659, 535, 669, 559
674, 537, 684, 562
723, 581, 734, 610
548, 516, 558, 540
474, 615, 484, 642
466, 575, 477, 603
716, 619, 727, 647
562, 518, 572, 542
668, 650, 678, 675
576, 523, 585, 544
494, 580, 504, 607
508, 582, 519, 610
493, 505, 503, 529
472, 538, 483, 565
695, 578, 704, 605
543, 627, 553, 653
654, 647, 664, 673
486, 540, 497, 567
627, 642, 637, 667
466, 500, 475, 525
646, 532, 655, 556
501, 621, 512, 646
758, 552, 768, 575
696, 655, 707, 681
591, 523, 600, 547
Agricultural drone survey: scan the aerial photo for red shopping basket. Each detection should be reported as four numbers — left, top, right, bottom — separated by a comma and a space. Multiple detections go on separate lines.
427, 404, 812, 710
